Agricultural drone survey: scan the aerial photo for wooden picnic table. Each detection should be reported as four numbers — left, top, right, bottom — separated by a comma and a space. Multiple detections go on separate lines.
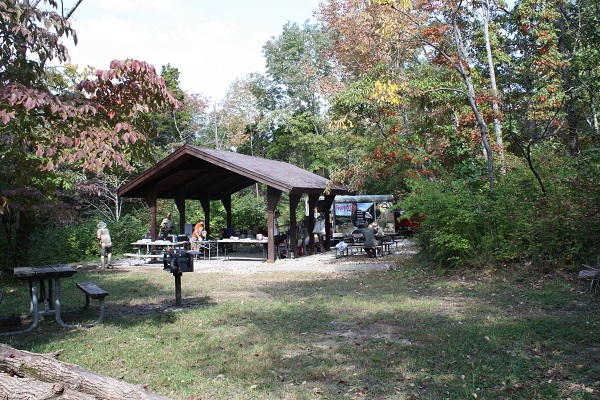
1, 264, 78, 334
216, 238, 269, 261
125, 240, 188, 264
335, 232, 396, 258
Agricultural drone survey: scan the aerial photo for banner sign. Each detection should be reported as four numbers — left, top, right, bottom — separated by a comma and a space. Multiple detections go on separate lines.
335, 203, 353, 216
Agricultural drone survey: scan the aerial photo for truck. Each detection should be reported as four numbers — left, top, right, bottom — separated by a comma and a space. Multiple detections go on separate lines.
308, 194, 398, 237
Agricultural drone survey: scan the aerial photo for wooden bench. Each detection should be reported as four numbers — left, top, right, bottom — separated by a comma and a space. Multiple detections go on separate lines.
336, 243, 383, 258
578, 269, 600, 293
363, 245, 383, 258
76, 282, 109, 325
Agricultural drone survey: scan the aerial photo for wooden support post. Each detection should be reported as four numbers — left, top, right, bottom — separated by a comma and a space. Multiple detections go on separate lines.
146, 193, 157, 241
175, 192, 186, 237
288, 194, 301, 258
267, 186, 282, 263
322, 194, 336, 251
200, 193, 211, 238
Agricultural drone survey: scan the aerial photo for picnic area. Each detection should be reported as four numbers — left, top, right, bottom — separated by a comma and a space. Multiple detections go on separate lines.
2, 1, 600, 399
1, 241, 598, 399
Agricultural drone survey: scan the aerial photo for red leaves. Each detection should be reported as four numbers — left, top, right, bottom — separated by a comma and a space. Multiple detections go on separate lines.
3, 59, 178, 175
0, 109, 15, 123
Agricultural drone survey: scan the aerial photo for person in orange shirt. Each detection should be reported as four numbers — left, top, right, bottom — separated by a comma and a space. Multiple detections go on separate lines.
191, 218, 205, 251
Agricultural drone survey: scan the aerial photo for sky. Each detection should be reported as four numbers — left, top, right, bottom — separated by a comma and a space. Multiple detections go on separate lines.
62, 0, 319, 102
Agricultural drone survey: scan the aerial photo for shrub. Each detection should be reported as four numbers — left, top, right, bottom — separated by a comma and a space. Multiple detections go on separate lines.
27, 213, 148, 266
400, 149, 600, 270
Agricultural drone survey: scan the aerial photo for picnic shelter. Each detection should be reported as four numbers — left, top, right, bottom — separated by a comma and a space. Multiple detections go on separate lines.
117, 145, 349, 262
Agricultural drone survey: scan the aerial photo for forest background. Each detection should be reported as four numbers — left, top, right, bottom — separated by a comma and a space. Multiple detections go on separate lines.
0, 0, 598, 274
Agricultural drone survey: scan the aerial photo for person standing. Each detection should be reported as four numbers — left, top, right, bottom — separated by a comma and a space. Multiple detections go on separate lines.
160, 212, 174, 240
312, 212, 326, 252
191, 218, 205, 251
96, 221, 112, 269
274, 210, 281, 243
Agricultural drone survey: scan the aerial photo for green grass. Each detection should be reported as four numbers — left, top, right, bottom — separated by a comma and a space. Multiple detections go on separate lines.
1, 259, 598, 399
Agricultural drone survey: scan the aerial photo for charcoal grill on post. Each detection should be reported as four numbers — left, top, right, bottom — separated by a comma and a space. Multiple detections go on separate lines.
163, 252, 194, 306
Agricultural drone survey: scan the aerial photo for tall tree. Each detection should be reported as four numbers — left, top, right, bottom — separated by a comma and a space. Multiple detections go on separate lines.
0, 0, 178, 268
152, 64, 209, 151
317, 0, 501, 193
262, 22, 343, 176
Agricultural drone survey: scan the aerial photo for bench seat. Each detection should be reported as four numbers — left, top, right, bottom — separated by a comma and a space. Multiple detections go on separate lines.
76, 282, 109, 325
336, 243, 383, 258
578, 269, 600, 293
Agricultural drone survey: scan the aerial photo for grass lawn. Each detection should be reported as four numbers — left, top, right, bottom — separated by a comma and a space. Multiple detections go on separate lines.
1, 256, 598, 399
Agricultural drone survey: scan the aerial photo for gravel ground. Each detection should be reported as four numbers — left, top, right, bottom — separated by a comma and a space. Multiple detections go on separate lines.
111, 238, 420, 274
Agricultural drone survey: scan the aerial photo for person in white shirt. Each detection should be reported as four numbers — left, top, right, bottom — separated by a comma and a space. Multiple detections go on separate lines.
311, 212, 326, 252
160, 212, 174, 240
96, 221, 112, 269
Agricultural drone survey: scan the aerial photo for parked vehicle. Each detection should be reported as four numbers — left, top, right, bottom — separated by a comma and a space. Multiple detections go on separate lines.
395, 211, 422, 235
307, 195, 423, 237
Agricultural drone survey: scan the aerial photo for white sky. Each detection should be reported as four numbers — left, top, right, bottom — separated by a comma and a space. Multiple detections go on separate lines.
63, 0, 319, 102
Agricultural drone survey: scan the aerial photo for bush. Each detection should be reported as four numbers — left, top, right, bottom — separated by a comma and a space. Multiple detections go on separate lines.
231, 191, 268, 232
400, 150, 600, 270
400, 179, 485, 267
27, 214, 148, 266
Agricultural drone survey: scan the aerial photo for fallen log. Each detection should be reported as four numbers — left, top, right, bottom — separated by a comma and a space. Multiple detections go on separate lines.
0, 374, 96, 399
0, 344, 172, 400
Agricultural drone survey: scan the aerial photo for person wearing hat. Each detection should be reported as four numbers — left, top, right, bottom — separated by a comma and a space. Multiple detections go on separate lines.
160, 212, 174, 241
96, 222, 113, 269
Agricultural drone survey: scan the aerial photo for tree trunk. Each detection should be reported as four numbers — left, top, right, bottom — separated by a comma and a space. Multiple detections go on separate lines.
557, 5, 580, 156
452, 20, 495, 193
482, 0, 504, 169
0, 344, 173, 400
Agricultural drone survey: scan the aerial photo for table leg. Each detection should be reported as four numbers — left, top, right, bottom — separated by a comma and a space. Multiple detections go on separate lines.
39, 278, 50, 313
53, 278, 81, 328
0, 281, 40, 335
48, 278, 55, 311
26, 280, 34, 317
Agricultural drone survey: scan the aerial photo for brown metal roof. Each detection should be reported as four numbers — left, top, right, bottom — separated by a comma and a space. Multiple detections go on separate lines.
117, 145, 349, 200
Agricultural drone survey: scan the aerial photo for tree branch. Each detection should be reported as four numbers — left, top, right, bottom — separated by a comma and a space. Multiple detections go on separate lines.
64, 0, 84, 19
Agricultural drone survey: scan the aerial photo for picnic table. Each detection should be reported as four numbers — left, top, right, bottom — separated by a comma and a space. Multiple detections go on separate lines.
125, 240, 188, 264
2, 265, 77, 334
216, 238, 269, 261
335, 232, 396, 258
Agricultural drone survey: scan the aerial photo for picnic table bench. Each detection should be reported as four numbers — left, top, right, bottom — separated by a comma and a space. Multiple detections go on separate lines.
335, 232, 396, 259
126, 240, 188, 265
1, 265, 109, 335
578, 268, 600, 293
76, 281, 109, 326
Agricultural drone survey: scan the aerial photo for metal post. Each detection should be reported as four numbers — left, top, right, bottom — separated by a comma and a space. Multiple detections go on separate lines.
174, 272, 182, 306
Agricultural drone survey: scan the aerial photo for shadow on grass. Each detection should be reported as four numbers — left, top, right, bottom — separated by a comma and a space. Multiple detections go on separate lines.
1, 259, 598, 399
174, 268, 598, 399
0, 266, 217, 334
